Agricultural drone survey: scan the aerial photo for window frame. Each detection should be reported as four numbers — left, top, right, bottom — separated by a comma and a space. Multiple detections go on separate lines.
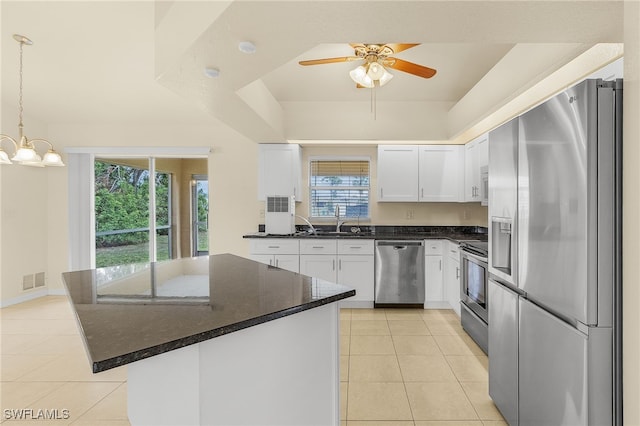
308, 156, 371, 221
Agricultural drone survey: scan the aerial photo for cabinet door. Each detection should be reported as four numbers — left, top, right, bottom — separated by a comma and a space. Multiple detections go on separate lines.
299, 255, 336, 282
445, 256, 461, 316
274, 254, 299, 273
476, 136, 488, 170
464, 140, 479, 201
250, 254, 275, 266
425, 255, 444, 302
258, 144, 302, 201
337, 255, 375, 302
464, 134, 489, 202
418, 145, 463, 202
377, 145, 419, 202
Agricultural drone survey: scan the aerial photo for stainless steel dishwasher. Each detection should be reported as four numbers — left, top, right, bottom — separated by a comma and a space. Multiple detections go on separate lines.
374, 240, 425, 307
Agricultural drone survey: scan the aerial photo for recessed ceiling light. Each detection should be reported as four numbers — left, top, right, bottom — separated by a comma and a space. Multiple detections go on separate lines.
238, 41, 256, 54
203, 67, 220, 78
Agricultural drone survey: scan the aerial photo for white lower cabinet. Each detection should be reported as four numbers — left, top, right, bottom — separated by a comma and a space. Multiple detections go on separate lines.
299, 254, 337, 282
299, 240, 338, 282
249, 239, 300, 273
337, 240, 375, 305
444, 241, 462, 316
424, 240, 447, 308
251, 238, 375, 307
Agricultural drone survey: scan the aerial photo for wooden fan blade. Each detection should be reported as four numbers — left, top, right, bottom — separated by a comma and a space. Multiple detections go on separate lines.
383, 57, 436, 78
298, 56, 359, 66
381, 43, 420, 54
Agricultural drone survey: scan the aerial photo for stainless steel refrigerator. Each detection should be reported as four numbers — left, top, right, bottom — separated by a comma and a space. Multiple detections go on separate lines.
488, 78, 622, 426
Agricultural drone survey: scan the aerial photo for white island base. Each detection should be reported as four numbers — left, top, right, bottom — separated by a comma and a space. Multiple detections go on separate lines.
127, 303, 340, 426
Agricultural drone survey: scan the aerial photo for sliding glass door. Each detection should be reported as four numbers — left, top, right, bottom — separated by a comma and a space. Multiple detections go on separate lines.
94, 158, 172, 268
192, 175, 209, 256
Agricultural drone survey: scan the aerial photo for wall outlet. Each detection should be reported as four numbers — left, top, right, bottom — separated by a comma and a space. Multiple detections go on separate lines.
259, 209, 265, 218
463, 209, 469, 220
406, 210, 414, 220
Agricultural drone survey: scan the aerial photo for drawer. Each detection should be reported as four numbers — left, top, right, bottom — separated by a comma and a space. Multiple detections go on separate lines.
299, 239, 337, 255
447, 242, 461, 260
250, 239, 299, 255
424, 240, 444, 255
337, 239, 374, 255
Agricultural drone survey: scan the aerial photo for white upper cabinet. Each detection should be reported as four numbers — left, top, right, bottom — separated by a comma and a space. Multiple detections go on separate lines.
378, 144, 465, 203
464, 134, 488, 202
258, 144, 302, 201
377, 145, 420, 202
418, 145, 464, 202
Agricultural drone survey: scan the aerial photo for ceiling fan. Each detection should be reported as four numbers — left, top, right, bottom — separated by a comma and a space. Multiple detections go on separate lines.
298, 43, 436, 88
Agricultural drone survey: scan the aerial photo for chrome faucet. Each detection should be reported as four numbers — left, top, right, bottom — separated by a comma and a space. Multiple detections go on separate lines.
295, 215, 317, 235
335, 205, 348, 232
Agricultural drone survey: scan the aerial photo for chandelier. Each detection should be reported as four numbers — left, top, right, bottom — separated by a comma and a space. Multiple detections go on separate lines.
0, 34, 65, 167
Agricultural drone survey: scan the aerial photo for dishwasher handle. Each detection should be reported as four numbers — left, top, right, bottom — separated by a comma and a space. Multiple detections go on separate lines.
375, 240, 424, 248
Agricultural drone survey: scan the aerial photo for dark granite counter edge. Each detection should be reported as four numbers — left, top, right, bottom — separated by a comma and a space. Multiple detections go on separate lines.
90, 289, 355, 373
244, 225, 488, 242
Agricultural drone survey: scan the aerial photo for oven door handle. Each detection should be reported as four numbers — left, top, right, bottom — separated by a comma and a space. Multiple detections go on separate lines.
461, 250, 487, 263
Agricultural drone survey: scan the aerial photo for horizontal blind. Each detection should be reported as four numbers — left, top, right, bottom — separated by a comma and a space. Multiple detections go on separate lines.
309, 160, 370, 218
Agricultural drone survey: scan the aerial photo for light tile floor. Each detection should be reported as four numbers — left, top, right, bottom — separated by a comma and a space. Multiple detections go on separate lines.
1, 297, 505, 425
340, 308, 507, 426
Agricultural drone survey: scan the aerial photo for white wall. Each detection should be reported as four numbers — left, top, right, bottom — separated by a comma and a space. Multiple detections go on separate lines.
0, 108, 52, 305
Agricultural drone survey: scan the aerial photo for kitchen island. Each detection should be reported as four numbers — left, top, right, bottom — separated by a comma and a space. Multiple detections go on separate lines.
62, 254, 354, 426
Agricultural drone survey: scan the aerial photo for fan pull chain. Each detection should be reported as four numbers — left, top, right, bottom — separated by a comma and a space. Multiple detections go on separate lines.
371, 83, 377, 120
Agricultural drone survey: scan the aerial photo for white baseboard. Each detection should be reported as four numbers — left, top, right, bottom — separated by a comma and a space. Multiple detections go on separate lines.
0, 289, 49, 308
0, 288, 67, 308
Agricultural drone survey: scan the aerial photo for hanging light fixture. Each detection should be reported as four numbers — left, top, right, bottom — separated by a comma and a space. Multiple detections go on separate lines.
349, 60, 394, 88
0, 34, 65, 167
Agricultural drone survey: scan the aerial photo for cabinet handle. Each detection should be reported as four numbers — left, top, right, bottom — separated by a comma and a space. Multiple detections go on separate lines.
332, 259, 335, 271
268, 246, 280, 249
276, 259, 279, 267
349, 246, 361, 249
421, 188, 424, 198
380, 188, 384, 198
312, 246, 324, 249
456, 267, 460, 279
339, 259, 342, 270
269, 259, 273, 266
439, 259, 442, 271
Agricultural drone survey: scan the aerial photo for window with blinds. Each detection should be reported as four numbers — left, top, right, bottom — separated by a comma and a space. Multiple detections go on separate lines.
309, 159, 370, 218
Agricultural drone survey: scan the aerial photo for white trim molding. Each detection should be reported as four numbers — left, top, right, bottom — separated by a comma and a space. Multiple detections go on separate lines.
64, 146, 211, 158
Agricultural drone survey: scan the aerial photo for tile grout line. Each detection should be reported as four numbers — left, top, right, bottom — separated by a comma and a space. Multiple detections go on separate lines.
390, 314, 417, 423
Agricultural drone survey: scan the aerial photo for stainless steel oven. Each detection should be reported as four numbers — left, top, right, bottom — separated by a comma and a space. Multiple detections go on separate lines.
459, 241, 489, 353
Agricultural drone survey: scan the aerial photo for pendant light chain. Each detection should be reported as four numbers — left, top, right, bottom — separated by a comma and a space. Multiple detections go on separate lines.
18, 39, 25, 138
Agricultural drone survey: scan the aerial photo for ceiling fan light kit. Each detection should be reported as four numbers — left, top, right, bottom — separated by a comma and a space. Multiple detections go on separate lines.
349, 65, 374, 88
299, 43, 435, 89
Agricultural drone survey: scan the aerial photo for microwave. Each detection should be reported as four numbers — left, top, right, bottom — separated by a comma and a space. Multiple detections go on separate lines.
480, 165, 488, 206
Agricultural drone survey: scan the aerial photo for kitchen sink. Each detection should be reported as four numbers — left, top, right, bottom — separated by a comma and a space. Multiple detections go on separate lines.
307, 230, 372, 237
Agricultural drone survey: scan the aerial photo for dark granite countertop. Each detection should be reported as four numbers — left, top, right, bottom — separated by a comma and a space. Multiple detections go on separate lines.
62, 254, 355, 373
244, 225, 488, 243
